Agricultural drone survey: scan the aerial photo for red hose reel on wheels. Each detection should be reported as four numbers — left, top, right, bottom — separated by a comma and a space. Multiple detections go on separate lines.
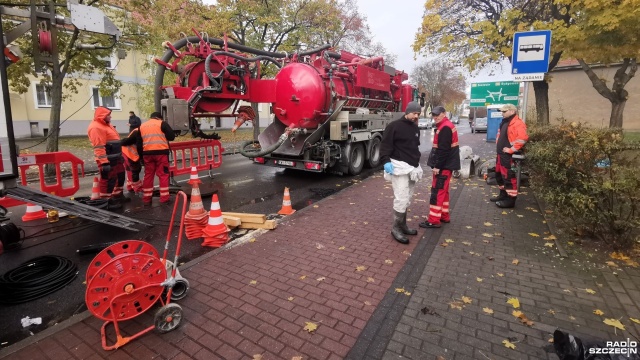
85, 192, 189, 350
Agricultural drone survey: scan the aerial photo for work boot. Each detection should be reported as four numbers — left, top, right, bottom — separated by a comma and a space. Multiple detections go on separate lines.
496, 196, 517, 208
490, 190, 508, 202
400, 212, 417, 235
391, 211, 409, 244
107, 198, 122, 210
419, 221, 441, 229
113, 194, 132, 203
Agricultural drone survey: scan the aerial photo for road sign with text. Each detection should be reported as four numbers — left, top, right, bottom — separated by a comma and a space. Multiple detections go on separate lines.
470, 81, 520, 107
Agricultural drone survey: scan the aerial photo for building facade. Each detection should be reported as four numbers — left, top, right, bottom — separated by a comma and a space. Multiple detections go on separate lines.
525, 61, 640, 130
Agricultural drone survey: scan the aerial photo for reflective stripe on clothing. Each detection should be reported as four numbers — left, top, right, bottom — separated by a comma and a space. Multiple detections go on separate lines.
427, 169, 452, 224
495, 154, 518, 197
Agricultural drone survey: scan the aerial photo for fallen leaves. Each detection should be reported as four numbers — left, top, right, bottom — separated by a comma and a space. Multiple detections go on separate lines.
482, 233, 493, 238
594, 309, 604, 316
630, 318, 640, 324
476, 277, 483, 282
384, 259, 393, 265
253, 354, 263, 360
483, 307, 494, 315
445, 239, 455, 243
315, 243, 325, 249
440, 243, 449, 247
249, 238, 257, 243
513, 311, 534, 326
462, 241, 472, 246
507, 297, 520, 309
364, 301, 372, 306
585, 288, 596, 295
603, 318, 625, 331
544, 242, 555, 247
502, 339, 516, 349
512, 259, 520, 265
367, 277, 375, 283
449, 301, 464, 310
303, 322, 318, 333
528, 233, 540, 237
395, 288, 405, 293
299, 275, 307, 280
355, 265, 366, 272
338, 246, 346, 250
497, 273, 504, 277
461, 296, 472, 304
484, 222, 493, 227
249, 280, 257, 285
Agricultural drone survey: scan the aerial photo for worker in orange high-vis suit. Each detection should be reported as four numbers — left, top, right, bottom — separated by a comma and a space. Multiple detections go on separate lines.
421, 106, 460, 229
124, 112, 175, 205
87, 106, 127, 209
121, 128, 143, 193
491, 103, 528, 208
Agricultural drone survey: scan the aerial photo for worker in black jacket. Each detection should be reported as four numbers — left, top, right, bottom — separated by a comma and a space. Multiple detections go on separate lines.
380, 101, 424, 244
421, 106, 460, 228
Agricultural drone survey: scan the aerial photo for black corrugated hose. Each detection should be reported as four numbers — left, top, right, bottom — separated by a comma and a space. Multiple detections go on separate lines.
0, 255, 78, 305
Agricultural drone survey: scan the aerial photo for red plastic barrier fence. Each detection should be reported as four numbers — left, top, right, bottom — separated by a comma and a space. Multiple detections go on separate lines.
0, 152, 85, 207
169, 140, 224, 179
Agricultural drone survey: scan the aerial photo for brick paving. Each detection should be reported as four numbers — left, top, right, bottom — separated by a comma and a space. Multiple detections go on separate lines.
2, 131, 639, 360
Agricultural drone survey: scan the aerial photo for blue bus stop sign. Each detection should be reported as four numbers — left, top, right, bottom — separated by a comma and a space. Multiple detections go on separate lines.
511, 30, 552, 75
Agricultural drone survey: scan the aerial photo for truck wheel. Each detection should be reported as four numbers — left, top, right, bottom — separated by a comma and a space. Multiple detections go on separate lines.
348, 143, 365, 175
365, 137, 382, 168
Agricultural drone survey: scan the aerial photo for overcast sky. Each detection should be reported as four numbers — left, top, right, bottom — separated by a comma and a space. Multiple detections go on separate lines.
201, 0, 513, 92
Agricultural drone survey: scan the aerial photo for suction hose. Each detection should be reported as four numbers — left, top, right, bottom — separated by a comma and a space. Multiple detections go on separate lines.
239, 132, 290, 158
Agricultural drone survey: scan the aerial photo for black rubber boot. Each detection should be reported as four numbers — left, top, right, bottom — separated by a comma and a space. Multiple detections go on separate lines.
490, 190, 508, 202
400, 212, 417, 235
496, 196, 517, 208
107, 197, 122, 210
391, 211, 409, 244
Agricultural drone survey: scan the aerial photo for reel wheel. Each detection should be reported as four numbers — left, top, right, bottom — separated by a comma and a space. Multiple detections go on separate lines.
86, 240, 159, 283
154, 303, 183, 333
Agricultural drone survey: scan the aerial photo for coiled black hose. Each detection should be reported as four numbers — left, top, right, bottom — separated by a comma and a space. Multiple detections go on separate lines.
0, 256, 78, 305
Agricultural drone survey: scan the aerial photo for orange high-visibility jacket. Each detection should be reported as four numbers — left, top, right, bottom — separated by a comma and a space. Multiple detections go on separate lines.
496, 115, 529, 153
121, 129, 140, 162
87, 107, 121, 165
140, 119, 169, 152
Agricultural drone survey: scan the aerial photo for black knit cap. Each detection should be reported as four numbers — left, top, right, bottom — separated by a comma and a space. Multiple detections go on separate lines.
404, 101, 422, 114
149, 111, 163, 120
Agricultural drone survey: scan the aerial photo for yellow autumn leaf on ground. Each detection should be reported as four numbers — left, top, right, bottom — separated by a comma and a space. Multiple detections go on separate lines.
594, 309, 604, 316
482, 233, 493, 238
403, 291, 411, 296
585, 288, 596, 294
484, 222, 493, 226
249, 238, 257, 243
299, 275, 307, 280
544, 235, 557, 240
449, 301, 463, 310
529, 233, 540, 237
544, 242, 555, 247
483, 240, 490, 244
250, 280, 257, 285
462, 241, 472, 246
440, 243, 449, 247
517, 312, 535, 326
364, 301, 372, 306
288, 297, 294, 301
385, 259, 393, 265
395, 288, 405, 293
356, 265, 366, 272
603, 318, 626, 331
367, 277, 375, 283
606, 261, 619, 267
363, 221, 369, 225
445, 239, 455, 243
338, 246, 346, 250
630, 318, 640, 324
625, 260, 639, 268
512, 259, 520, 265
477, 277, 483, 282
567, 241, 574, 245
465, 226, 473, 229
507, 297, 520, 309
253, 354, 263, 360
563, 289, 572, 293
502, 211, 508, 215
497, 273, 504, 277
517, 214, 524, 218
502, 340, 516, 349
483, 307, 494, 315
512, 310, 523, 317
548, 309, 556, 315
570, 316, 576, 320
461, 296, 472, 304
303, 322, 318, 333
610, 252, 631, 261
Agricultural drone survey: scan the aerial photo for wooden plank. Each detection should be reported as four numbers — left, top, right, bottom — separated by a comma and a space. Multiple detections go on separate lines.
222, 212, 266, 224
222, 215, 242, 228
238, 219, 277, 230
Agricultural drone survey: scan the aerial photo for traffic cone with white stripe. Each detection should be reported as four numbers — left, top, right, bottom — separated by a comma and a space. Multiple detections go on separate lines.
22, 203, 47, 222
184, 167, 208, 240
90, 176, 100, 200
201, 194, 229, 248
277, 187, 296, 215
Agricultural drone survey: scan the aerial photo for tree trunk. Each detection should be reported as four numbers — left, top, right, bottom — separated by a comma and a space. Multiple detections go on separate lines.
44, 75, 64, 176
532, 80, 550, 125
610, 100, 626, 128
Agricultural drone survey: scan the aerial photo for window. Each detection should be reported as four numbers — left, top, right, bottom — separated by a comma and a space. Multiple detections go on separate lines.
35, 84, 53, 108
100, 53, 118, 70
92, 87, 121, 110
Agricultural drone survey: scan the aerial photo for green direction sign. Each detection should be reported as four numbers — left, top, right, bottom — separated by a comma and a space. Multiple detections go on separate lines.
470, 81, 520, 107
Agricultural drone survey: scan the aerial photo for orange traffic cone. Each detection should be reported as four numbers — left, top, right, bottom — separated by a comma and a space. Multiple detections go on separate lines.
184, 167, 208, 240
22, 203, 48, 222
201, 194, 229, 248
277, 187, 296, 215
91, 176, 100, 200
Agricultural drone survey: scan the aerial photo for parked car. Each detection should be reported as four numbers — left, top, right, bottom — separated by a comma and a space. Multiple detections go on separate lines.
418, 118, 431, 129
472, 117, 488, 133
451, 116, 460, 124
